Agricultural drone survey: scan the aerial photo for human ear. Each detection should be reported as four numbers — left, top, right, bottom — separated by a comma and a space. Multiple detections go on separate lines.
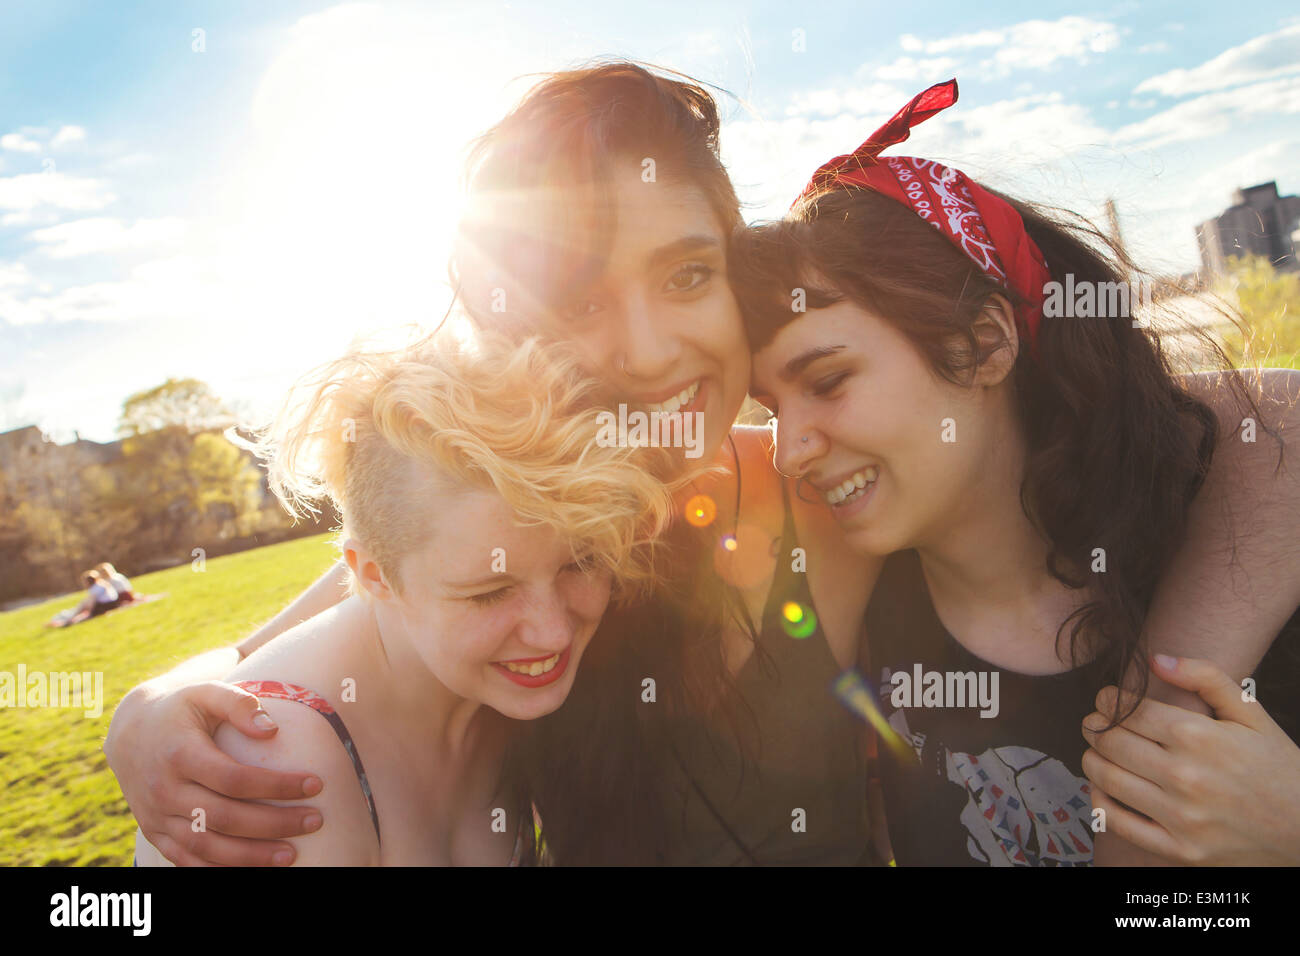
970, 293, 1019, 387
342, 536, 394, 600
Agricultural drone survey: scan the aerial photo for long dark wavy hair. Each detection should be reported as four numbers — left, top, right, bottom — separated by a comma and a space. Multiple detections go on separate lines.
451, 62, 766, 864
729, 184, 1273, 725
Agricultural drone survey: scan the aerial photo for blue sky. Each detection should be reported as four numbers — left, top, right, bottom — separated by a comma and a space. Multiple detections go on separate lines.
2, 0, 1298, 441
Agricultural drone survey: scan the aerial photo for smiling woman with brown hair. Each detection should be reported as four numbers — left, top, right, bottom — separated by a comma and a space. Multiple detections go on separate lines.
732, 80, 1300, 865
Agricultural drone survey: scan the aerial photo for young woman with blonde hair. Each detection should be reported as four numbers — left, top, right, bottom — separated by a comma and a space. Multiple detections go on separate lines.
132, 325, 675, 865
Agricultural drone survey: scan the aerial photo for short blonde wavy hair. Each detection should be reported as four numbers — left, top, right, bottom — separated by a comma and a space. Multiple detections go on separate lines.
252, 324, 679, 598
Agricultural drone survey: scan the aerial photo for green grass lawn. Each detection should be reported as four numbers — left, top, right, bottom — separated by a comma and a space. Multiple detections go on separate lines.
0, 533, 339, 866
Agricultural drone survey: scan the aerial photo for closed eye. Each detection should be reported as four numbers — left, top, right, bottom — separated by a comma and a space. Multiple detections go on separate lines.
469, 587, 512, 608
811, 371, 850, 397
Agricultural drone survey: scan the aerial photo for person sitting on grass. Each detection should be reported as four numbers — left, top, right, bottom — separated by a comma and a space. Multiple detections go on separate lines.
48, 569, 121, 627
96, 562, 136, 604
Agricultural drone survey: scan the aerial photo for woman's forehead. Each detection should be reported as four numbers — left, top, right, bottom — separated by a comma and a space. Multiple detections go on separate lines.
595, 177, 725, 273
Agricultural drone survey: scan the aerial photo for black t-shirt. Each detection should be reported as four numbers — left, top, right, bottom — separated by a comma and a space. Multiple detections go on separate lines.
866, 550, 1105, 866
865, 549, 1300, 867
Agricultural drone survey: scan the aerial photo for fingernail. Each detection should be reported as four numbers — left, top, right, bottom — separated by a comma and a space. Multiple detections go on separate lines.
1154, 654, 1178, 670
272, 849, 293, 866
302, 776, 323, 796
303, 813, 322, 831
252, 711, 276, 730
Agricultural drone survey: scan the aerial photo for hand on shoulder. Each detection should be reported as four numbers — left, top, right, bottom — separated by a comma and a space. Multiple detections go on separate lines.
212, 693, 380, 866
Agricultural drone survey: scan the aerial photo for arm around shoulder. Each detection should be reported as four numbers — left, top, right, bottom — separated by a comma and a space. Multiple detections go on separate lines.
212, 696, 380, 866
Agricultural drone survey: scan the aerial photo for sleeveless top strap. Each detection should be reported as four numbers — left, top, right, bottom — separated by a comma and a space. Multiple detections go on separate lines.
233, 680, 381, 847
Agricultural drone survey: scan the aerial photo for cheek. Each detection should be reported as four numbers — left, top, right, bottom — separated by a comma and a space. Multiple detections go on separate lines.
569, 573, 612, 620
424, 605, 510, 673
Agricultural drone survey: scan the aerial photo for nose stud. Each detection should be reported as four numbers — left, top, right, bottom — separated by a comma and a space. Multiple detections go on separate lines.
801, 435, 809, 443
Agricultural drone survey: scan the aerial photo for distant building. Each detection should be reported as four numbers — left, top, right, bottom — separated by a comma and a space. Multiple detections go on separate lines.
1196, 181, 1300, 277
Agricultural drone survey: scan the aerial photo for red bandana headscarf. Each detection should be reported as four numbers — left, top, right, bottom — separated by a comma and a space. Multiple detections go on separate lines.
795, 79, 1051, 352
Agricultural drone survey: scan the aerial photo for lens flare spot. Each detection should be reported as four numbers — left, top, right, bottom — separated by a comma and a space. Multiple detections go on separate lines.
720, 534, 738, 552
712, 522, 772, 589
832, 671, 915, 764
685, 494, 716, 527
781, 601, 817, 638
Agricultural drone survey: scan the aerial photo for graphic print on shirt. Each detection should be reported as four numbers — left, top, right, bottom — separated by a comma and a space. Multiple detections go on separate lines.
884, 702, 1095, 866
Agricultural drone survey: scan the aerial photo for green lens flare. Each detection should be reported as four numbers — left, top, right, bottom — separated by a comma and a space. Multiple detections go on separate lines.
781, 601, 817, 638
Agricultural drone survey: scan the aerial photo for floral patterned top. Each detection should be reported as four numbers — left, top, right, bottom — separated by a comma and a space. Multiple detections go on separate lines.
233, 680, 527, 866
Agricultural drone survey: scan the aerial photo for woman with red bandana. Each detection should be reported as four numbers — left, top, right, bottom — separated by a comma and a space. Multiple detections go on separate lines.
734, 80, 1300, 865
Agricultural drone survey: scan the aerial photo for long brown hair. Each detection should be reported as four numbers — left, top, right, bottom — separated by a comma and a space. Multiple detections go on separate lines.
454, 62, 761, 864
730, 184, 1266, 720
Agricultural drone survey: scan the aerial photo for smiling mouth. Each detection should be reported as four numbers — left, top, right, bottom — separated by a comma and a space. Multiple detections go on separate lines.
823, 466, 879, 506
639, 379, 700, 415
498, 654, 561, 677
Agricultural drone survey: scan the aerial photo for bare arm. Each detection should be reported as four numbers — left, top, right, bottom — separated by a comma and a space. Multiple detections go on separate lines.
1096, 368, 1300, 864
1139, 370, 1299, 700
235, 559, 350, 659
103, 560, 350, 865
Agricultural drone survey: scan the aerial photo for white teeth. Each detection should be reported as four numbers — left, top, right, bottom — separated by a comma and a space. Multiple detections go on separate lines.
502, 653, 560, 676
822, 468, 878, 507
644, 380, 699, 415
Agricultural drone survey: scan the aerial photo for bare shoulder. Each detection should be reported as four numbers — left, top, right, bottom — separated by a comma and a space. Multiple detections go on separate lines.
1179, 367, 1300, 434
213, 694, 379, 865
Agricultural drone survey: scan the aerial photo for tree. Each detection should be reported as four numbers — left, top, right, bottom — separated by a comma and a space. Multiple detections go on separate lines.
119, 378, 235, 437
116, 379, 262, 556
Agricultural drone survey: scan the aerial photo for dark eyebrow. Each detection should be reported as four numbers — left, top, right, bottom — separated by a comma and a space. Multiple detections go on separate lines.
781, 345, 847, 381
645, 235, 721, 274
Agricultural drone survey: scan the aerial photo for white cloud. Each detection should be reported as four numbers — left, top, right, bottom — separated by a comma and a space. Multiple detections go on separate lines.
783, 82, 907, 118
1192, 139, 1300, 202
874, 56, 959, 83
1115, 75, 1300, 149
0, 263, 32, 288
0, 171, 116, 213
0, 255, 217, 326
1, 132, 41, 154
1136, 24, 1300, 96
28, 217, 186, 259
935, 92, 1109, 161
984, 18, 1120, 74
910, 28, 1005, 54
892, 17, 1120, 76
50, 125, 87, 149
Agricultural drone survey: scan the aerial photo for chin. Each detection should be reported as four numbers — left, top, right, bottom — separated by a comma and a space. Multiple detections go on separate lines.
846, 523, 906, 559
497, 683, 572, 721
